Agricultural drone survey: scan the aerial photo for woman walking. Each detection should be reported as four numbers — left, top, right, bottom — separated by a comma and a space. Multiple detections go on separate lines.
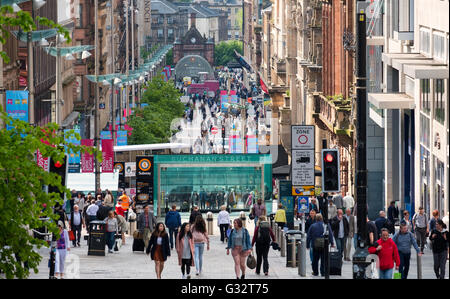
252, 216, 275, 276
104, 210, 118, 254
217, 205, 231, 243
226, 218, 252, 279
274, 203, 287, 228
146, 222, 171, 279
176, 223, 195, 279
55, 221, 70, 279
191, 215, 210, 276
429, 219, 449, 279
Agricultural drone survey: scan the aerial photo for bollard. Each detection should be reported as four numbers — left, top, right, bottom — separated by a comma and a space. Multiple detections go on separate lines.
417, 252, 422, 279
206, 212, 214, 235
240, 211, 246, 228
290, 236, 296, 267
280, 228, 286, 257
298, 235, 306, 276
274, 223, 279, 243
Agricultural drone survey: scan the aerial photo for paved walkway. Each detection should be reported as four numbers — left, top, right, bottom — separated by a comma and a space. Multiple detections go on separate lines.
29, 213, 447, 279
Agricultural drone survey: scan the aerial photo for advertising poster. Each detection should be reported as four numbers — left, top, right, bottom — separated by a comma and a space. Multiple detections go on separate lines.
5, 90, 29, 129
136, 156, 154, 206
81, 139, 94, 173
101, 139, 114, 173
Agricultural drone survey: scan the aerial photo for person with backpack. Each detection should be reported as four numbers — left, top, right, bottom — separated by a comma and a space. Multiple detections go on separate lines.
251, 215, 275, 276
393, 222, 422, 279
306, 214, 335, 277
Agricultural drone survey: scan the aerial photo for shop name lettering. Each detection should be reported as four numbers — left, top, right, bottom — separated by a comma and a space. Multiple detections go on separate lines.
181, 283, 215, 296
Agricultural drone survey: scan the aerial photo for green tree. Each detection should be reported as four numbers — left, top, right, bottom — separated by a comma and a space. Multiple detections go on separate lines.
165, 48, 173, 66
0, 107, 100, 279
0, 5, 71, 63
214, 40, 243, 67
127, 77, 184, 145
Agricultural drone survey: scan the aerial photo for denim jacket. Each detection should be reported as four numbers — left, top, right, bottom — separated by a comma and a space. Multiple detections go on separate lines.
226, 228, 252, 251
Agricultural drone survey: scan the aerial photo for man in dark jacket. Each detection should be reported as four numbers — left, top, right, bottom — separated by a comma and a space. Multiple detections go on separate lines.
306, 214, 335, 277
387, 201, 399, 223
189, 206, 202, 225
330, 209, 349, 257
165, 205, 181, 249
375, 211, 388, 238
96, 203, 110, 222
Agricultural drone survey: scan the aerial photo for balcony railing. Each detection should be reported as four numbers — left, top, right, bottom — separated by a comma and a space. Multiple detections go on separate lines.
315, 95, 353, 137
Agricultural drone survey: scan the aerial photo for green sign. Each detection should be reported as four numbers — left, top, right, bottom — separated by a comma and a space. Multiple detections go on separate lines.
279, 180, 294, 229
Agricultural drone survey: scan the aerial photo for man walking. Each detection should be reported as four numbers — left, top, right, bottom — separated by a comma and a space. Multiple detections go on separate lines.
412, 207, 429, 254
332, 192, 343, 210
70, 205, 85, 247
138, 205, 157, 249
306, 214, 335, 277
393, 223, 422, 279
165, 205, 182, 250
330, 209, 349, 257
252, 198, 266, 226
344, 208, 355, 261
343, 192, 355, 213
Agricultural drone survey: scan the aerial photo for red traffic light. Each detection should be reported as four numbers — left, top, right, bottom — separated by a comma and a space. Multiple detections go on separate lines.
324, 153, 334, 163
54, 161, 62, 168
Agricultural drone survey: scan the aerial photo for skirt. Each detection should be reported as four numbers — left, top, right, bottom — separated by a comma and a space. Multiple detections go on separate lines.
154, 245, 164, 262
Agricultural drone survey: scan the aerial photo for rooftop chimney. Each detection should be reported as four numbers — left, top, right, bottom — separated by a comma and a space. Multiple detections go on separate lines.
190, 13, 196, 28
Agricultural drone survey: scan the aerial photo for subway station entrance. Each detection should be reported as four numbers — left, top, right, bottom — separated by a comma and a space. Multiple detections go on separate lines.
153, 154, 272, 217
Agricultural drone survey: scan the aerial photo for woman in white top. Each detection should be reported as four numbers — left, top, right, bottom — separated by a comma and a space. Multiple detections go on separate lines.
55, 221, 70, 279
217, 205, 231, 243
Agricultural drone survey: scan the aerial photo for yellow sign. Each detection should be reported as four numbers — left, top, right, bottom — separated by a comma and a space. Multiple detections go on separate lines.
292, 186, 315, 196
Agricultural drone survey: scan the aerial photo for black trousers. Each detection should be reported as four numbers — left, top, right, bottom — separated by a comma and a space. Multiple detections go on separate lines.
312, 248, 325, 276
72, 224, 82, 245
398, 251, 411, 279
219, 224, 229, 242
255, 244, 270, 274
181, 258, 192, 275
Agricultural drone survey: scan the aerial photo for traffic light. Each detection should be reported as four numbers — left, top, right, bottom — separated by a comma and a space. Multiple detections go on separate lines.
48, 155, 68, 198
321, 149, 340, 192
222, 126, 226, 138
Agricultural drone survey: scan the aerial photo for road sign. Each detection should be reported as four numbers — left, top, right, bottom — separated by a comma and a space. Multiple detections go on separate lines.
292, 186, 315, 196
291, 125, 315, 150
211, 127, 218, 135
291, 149, 315, 186
298, 196, 310, 213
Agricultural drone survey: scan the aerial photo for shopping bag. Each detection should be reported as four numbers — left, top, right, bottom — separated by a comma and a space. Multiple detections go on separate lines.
68, 230, 75, 241
393, 272, 401, 279
246, 251, 256, 269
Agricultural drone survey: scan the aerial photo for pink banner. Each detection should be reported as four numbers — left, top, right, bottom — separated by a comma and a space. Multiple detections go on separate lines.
101, 139, 114, 173
81, 139, 94, 173
36, 149, 49, 172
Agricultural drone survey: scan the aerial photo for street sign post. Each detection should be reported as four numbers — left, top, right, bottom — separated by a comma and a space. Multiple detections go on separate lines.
291, 125, 315, 196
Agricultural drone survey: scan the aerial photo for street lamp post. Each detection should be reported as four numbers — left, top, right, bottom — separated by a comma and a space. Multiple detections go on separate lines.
27, 0, 35, 125
94, 0, 100, 191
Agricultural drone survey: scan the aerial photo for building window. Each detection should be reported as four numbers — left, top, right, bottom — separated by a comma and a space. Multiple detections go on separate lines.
167, 17, 173, 24
434, 158, 445, 216
158, 17, 164, 24
420, 114, 430, 148
434, 79, 445, 124
168, 29, 174, 39
157, 29, 163, 39
420, 28, 430, 54
433, 32, 445, 61
420, 146, 430, 214
228, 19, 231, 28
420, 79, 430, 115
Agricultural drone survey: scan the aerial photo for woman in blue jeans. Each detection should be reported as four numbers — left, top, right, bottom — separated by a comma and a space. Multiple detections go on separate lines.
191, 215, 210, 276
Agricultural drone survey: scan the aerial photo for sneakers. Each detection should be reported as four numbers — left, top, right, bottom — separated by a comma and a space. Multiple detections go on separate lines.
264, 272, 268, 276
182, 274, 186, 279
108, 249, 113, 253
186, 275, 191, 279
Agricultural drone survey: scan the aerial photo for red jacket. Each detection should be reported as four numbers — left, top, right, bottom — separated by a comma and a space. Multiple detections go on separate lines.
368, 238, 400, 270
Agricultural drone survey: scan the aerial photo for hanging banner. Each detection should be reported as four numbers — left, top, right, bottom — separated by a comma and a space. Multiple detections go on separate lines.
64, 129, 81, 173
81, 139, 94, 173
246, 135, 258, 154
136, 156, 154, 206
229, 135, 243, 154
5, 90, 29, 129
101, 130, 112, 140
117, 130, 128, 146
230, 90, 239, 104
101, 139, 114, 173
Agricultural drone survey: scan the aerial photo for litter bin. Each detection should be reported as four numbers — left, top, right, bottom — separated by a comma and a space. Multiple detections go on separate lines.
88, 220, 106, 256
240, 211, 247, 228
207, 212, 214, 235
128, 213, 137, 238
285, 230, 303, 267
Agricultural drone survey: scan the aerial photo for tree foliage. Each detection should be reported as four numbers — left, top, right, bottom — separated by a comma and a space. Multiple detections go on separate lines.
127, 77, 184, 145
0, 5, 71, 63
214, 40, 243, 67
0, 107, 100, 279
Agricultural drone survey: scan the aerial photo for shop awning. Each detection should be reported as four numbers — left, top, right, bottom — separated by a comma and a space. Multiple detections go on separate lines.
368, 92, 415, 109
61, 111, 80, 128
403, 64, 449, 79
381, 52, 423, 65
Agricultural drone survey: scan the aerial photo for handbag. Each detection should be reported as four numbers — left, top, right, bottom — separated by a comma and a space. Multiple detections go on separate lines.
246, 250, 256, 269
68, 230, 75, 241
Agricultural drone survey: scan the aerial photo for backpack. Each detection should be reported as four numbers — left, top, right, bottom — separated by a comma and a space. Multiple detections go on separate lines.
256, 222, 271, 245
